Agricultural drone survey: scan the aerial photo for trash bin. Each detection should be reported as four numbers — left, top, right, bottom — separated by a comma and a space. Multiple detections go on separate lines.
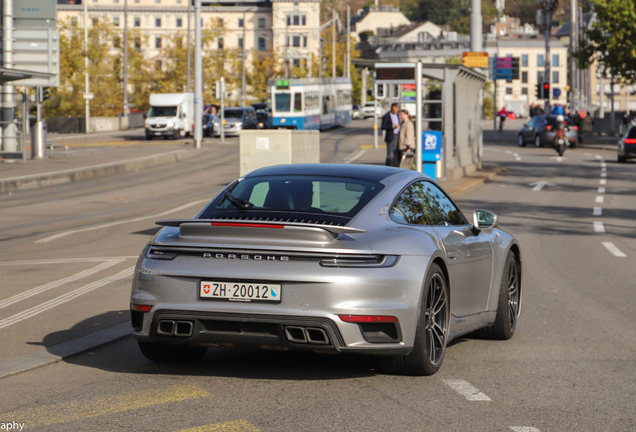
31, 120, 47, 159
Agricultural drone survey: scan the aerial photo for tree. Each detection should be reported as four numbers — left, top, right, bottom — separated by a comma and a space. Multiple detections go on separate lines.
574, 0, 636, 85
318, 28, 364, 104
248, 50, 285, 102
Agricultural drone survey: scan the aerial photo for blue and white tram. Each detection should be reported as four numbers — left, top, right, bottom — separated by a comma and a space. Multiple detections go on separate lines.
270, 78, 352, 130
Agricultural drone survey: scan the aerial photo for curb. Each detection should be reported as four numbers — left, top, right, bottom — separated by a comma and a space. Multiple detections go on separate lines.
0, 322, 130, 380
0, 148, 205, 194
446, 166, 503, 197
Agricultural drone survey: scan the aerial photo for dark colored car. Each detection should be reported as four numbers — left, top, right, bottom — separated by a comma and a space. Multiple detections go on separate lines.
213, 107, 258, 137
251, 103, 272, 129
618, 125, 636, 162
518, 115, 578, 148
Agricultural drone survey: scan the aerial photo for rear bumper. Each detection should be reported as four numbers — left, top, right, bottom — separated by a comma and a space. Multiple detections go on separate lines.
621, 144, 636, 157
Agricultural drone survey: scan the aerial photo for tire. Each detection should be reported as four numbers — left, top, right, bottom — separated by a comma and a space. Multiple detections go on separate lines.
517, 134, 526, 147
479, 251, 520, 340
145, 135, 153, 141
618, 154, 626, 163
558, 145, 565, 156
534, 135, 542, 147
570, 140, 577, 149
383, 263, 449, 376
138, 341, 207, 363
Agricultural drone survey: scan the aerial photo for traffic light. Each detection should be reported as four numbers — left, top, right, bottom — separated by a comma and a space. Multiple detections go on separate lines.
535, 82, 542, 99
211, 82, 217, 99
38, 87, 51, 104
542, 82, 550, 99
511, 57, 520, 80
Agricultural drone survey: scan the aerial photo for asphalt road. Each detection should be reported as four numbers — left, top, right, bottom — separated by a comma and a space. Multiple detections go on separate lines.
1, 124, 635, 432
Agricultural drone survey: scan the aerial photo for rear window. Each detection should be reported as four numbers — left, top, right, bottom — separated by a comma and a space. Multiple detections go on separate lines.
199, 176, 384, 222
223, 110, 244, 119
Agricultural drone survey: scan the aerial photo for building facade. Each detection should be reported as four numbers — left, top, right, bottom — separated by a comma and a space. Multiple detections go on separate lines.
56, 0, 321, 74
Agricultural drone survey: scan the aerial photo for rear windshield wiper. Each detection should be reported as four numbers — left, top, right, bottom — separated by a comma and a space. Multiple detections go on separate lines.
220, 191, 252, 210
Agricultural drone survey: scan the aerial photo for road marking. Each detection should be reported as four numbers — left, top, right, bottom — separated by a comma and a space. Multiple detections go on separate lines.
505, 150, 513, 154
35, 199, 210, 243
510, 428, 542, 432
593, 207, 602, 216
584, 152, 592, 156
603, 242, 627, 257
601, 167, 607, 172
0, 267, 134, 330
0, 259, 123, 309
595, 196, 604, 203
598, 187, 605, 193
601, 172, 607, 178
529, 181, 554, 191
2, 383, 209, 428
443, 380, 491, 401
549, 156, 567, 162
600, 179, 607, 185
515, 156, 521, 160
594, 155, 603, 159
0, 257, 137, 266
175, 420, 261, 432
593, 222, 605, 233
344, 149, 366, 164
360, 144, 386, 149
601, 162, 607, 167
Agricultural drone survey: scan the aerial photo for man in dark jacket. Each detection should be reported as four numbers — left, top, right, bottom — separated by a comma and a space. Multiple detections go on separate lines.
381, 103, 400, 166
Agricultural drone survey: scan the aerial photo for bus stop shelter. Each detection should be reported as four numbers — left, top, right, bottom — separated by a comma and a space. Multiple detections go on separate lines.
370, 62, 486, 182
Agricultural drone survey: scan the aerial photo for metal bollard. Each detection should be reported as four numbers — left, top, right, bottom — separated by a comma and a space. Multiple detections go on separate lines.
31, 120, 47, 159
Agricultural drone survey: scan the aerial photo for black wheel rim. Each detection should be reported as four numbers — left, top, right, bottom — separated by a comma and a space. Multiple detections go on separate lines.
425, 274, 448, 366
507, 259, 520, 331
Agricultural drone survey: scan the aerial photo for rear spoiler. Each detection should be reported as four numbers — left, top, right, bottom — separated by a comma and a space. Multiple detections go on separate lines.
155, 219, 367, 235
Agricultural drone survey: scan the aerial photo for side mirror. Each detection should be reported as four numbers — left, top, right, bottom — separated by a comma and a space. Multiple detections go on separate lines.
473, 210, 498, 230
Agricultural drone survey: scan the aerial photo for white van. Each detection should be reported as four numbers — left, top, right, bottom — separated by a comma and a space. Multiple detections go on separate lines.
145, 93, 194, 140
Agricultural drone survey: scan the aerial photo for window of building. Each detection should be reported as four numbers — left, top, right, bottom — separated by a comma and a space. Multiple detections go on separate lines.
113, 36, 121, 48
134, 36, 141, 49
286, 14, 306, 26
553, 71, 559, 83
155, 18, 161, 27
258, 36, 266, 50
301, 15, 306, 25
521, 87, 528, 95
176, 18, 182, 27
521, 71, 528, 83
134, 17, 140, 27
218, 37, 224, 50
71, 16, 78, 25
114, 0, 119, 3
552, 54, 559, 67
537, 71, 545, 83
92, 18, 98, 26
113, 16, 120, 26
537, 54, 544, 67
134, 0, 139, 3
155, 37, 162, 49
258, 17, 265, 28
521, 54, 528, 67
238, 18, 244, 28
292, 36, 300, 47
156, 59, 162, 70
238, 37, 244, 49
217, 18, 223, 26
293, 15, 299, 25
506, 88, 513, 95
155, 0, 160, 3
292, 59, 300, 68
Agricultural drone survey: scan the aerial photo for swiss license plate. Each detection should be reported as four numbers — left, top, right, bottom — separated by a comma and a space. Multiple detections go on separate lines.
155, 132, 161, 135
200, 281, 281, 302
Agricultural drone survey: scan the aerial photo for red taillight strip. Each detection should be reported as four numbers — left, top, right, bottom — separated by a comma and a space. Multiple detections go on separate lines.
545, 125, 552, 130
131, 304, 152, 312
210, 222, 285, 229
338, 315, 398, 323
625, 138, 636, 144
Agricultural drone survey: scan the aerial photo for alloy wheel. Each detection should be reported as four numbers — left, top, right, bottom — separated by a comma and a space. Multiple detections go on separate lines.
425, 274, 448, 366
535, 135, 541, 147
507, 259, 520, 332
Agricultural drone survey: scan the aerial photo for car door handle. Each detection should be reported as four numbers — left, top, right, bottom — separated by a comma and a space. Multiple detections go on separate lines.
447, 251, 458, 260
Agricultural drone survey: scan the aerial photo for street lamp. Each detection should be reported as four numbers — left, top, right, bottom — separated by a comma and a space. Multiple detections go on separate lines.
537, 0, 559, 113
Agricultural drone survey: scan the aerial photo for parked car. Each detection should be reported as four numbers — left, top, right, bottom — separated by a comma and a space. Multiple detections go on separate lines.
251, 103, 272, 129
517, 115, 578, 148
130, 164, 522, 376
362, 102, 382, 119
618, 125, 636, 162
213, 107, 258, 137
352, 104, 363, 120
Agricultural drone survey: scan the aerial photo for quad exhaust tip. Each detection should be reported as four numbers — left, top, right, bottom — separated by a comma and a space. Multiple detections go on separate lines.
284, 326, 329, 345
156, 320, 194, 337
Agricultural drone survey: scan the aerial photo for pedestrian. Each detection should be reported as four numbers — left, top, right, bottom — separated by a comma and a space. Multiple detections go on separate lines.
381, 103, 400, 166
397, 109, 415, 166
497, 107, 508, 131
582, 111, 593, 136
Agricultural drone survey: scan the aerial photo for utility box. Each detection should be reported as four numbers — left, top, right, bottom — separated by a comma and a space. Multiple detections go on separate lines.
31, 120, 47, 159
239, 130, 320, 176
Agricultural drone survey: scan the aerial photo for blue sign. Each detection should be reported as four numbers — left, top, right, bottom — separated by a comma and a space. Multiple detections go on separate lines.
553, 88, 561, 98
421, 130, 442, 180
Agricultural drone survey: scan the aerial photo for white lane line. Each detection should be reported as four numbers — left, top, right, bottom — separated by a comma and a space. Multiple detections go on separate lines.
594, 155, 603, 159
601, 162, 607, 167
600, 179, 607, 185
515, 156, 521, 160
596, 196, 604, 203
505, 150, 513, 154
593, 222, 605, 233
0, 257, 137, 266
0, 267, 134, 330
344, 149, 366, 164
443, 380, 491, 401
603, 242, 627, 258
601, 172, 607, 178
35, 199, 210, 243
555, 156, 563, 162
0, 260, 124, 309
598, 187, 606, 194
510, 427, 542, 432
593, 207, 603, 216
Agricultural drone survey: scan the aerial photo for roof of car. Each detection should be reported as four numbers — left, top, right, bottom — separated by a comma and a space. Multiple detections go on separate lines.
243, 164, 404, 182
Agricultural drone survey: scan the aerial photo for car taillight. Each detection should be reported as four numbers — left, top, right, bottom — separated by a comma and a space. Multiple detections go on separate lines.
339, 315, 398, 323
574, 126, 578, 130
625, 138, 636, 144
131, 304, 152, 312
545, 125, 552, 130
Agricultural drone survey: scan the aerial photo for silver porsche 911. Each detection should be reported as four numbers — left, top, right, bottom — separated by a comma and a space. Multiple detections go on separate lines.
130, 164, 522, 375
